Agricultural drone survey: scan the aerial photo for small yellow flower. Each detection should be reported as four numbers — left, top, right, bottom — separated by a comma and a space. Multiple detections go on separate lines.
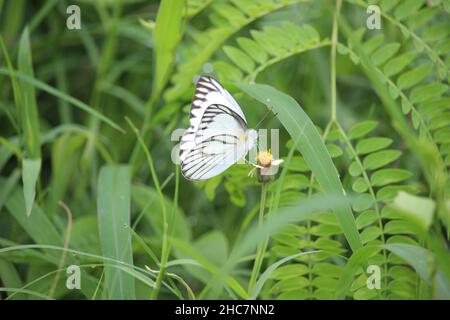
252, 150, 284, 182
257, 150, 273, 167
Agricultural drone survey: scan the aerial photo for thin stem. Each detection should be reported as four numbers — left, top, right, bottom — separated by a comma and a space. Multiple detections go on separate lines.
149, 167, 179, 300
335, 121, 387, 299
248, 182, 269, 294
330, 0, 342, 122
125, 118, 168, 299
48, 201, 73, 298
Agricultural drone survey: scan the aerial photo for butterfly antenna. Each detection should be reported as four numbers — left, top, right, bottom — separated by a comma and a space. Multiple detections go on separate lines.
254, 108, 272, 129
255, 108, 279, 130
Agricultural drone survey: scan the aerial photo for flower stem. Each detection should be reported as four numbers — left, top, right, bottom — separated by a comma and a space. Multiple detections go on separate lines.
330, 0, 342, 122
248, 182, 269, 295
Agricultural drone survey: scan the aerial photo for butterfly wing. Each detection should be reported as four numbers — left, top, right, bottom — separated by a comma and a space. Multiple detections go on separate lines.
179, 76, 251, 180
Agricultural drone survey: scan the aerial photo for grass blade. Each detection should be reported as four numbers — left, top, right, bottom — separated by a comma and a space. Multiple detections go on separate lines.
249, 250, 321, 300
0, 259, 26, 299
4, 188, 101, 298
334, 246, 380, 299
238, 83, 362, 251
97, 165, 135, 299
0, 169, 20, 212
152, 0, 184, 101
2, 28, 43, 217
18, 28, 41, 217
22, 158, 41, 216
17, 27, 41, 159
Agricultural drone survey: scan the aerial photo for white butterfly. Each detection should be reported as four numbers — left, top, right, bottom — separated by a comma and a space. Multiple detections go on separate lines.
179, 76, 257, 181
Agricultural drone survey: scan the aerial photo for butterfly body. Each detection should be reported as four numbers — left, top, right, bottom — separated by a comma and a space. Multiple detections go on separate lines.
179, 76, 257, 181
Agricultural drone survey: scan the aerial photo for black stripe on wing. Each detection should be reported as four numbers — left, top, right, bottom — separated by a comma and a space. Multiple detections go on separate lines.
182, 153, 221, 180
181, 134, 239, 165
196, 104, 247, 137
180, 132, 241, 180
190, 76, 220, 110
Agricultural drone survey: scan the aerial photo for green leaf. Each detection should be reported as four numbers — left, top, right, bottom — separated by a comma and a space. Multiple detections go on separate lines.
360, 226, 382, 244
435, 39, 450, 55
377, 185, 418, 202
22, 158, 41, 217
363, 34, 384, 54
388, 83, 400, 99
223, 46, 255, 73
410, 83, 449, 104
349, 161, 362, 177
213, 61, 243, 82
251, 29, 285, 57
264, 26, 296, 50
236, 37, 267, 64
394, 0, 424, 21
380, 0, 400, 11
353, 193, 373, 212
352, 177, 369, 193
0, 259, 26, 299
250, 251, 320, 299
348, 120, 378, 140
356, 210, 378, 229
382, 244, 450, 299
326, 144, 343, 158
401, 98, 412, 114
383, 51, 416, 77
356, 137, 392, 155
392, 191, 435, 231
5, 188, 98, 298
288, 156, 309, 172
132, 184, 191, 241
434, 127, 450, 143
371, 43, 400, 66
370, 168, 412, 187
213, 3, 246, 27
363, 150, 402, 170
397, 65, 432, 90
152, 0, 184, 97
97, 165, 135, 300
17, 27, 41, 159
335, 246, 380, 299
423, 23, 450, 42
6, 188, 62, 261
238, 83, 362, 251
0, 170, 20, 212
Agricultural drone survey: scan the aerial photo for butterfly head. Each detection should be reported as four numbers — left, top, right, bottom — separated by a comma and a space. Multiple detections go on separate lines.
246, 129, 258, 150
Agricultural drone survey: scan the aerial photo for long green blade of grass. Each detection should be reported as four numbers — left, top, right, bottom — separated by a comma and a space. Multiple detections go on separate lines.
17, 27, 40, 159
151, 0, 184, 104
334, 246, 380, 299
0, 68, 125, 133
0, 259, 26, 299
21, 158, 41, 216
0, 170, 20, 212
3, 28, 43, 216
238, 83, 362, 252
97, 165, 135, 299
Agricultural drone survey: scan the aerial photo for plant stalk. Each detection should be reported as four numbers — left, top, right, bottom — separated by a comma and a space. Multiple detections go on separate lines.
330, 0, 342, 122
248, 182, 269, 295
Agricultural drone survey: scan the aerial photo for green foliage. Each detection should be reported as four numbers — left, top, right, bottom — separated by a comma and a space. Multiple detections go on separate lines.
165, 0, 308, 101
97, 165, 135, 299
238, 83, 361, 251
218, 23, 328, 82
